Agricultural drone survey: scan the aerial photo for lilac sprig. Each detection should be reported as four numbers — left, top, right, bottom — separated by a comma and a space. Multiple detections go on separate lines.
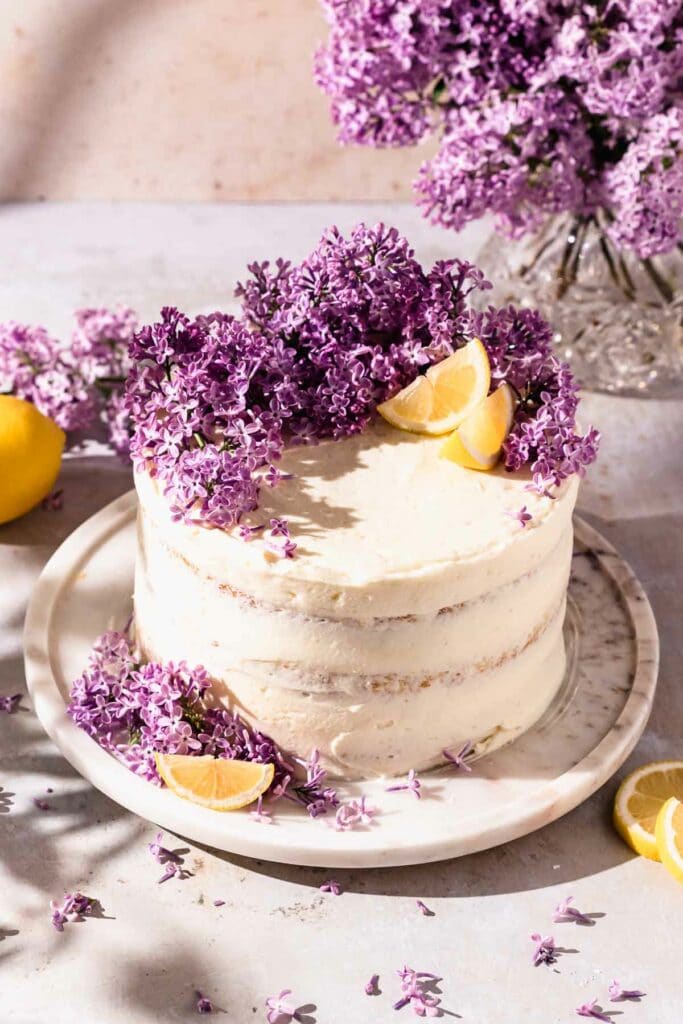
316, 3, 683, 259
50, 892, 97, 932
286, 749, 339, 819
67, 630, 288, 789
126, 224, 597, 533
0, 307, 136, 449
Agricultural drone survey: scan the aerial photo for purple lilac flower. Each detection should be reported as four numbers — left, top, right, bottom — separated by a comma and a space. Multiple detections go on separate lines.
576, 999, 612, 1022
530, 933, 557, 966
608, 980, 645, 1002
50, 892, 97, 932
415, 900, 434, 917
393, 966, 442, 1017
67, 631, 288, 790
42, 489, 63, 511
386, 768, 421, 799
365, 974, 380, 996
213, 899, 225, 908
286, 749, 338, 818
126, 225, 597, 537
553, 895, 593, 925
265, 989, 301, 1024
33, 798, 50, 811
196, 992, 213, 1014
0, 694, 22, 714
0, 307, 136, 439
442, 740, 473, 772
320, 879, 342, 896
148, 831, 189, 884
316, 3, 683, 258
334, 795, 378, 831
507, 506, 533, 529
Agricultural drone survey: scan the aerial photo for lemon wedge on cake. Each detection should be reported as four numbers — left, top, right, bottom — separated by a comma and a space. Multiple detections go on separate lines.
378, 338, 490, 435
440, 382, 516, 471
0, 395, 65, 525
613, 760, 683, 860
155, 753, 274, 811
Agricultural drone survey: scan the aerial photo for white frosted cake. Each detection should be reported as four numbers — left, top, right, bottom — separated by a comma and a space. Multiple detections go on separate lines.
134, 419, 578, 779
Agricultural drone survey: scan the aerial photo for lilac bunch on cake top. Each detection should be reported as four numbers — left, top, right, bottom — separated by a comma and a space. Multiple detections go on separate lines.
125, 223, 598, 531
315, 1, 683, 258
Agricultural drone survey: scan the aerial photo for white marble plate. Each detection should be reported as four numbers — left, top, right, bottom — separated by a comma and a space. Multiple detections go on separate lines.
24, 491, 658, 868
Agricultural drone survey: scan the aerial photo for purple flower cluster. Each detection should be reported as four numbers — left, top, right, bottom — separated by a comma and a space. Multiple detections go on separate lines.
67, 630, 286, 788
126, 224, 597, 532
316, 1, 683, 257
0, 307, 137, 449
50, 891, 97, 931
393, 966, 442, 1017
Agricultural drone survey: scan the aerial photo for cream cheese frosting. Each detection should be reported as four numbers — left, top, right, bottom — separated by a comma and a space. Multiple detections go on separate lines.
134, 417, 579, 778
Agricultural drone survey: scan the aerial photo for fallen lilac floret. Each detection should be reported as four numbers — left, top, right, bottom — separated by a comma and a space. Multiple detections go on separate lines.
576, 998, 612, 1021
334, 795, 378, 831
442, 741, 473, 772
320, 879, 342, 896
265, 988, 301, 1024
530, 933, 557, 966
365, 974, 380, 996
394, 966, 442, 1017
608, 980, 645, 1002
50, 892, 97, 932
213, 899, 225, 908
553, 895, 593, 925
416, 900, 434, 916
33, 797, 50, 811
196, 992, 213, 1014
0, 694, 22, 714
148, 831, 190, 883
386, 769, 421, 799
250, 795, 273, 824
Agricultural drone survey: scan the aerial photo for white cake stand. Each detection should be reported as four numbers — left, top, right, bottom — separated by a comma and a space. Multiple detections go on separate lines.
24, 491, 658, 868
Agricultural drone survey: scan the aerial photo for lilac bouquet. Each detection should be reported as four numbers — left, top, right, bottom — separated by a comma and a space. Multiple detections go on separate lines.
0, 307, 137, 451
315, 1, 683, 259
124, 223, 597, 533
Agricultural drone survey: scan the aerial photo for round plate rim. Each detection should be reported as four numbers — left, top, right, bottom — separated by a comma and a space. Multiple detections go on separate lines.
23, 490, 659, 868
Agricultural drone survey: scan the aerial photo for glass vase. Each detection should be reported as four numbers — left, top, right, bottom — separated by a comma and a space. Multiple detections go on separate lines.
477, 213, 683, 394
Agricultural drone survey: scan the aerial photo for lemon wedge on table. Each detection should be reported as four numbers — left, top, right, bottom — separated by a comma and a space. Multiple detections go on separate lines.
656, 797, 683, 883
377, 338, 491, 436
0, 395, 65, 525
155, 754, 274, 811
613, 760, 683, 860
440, 382, 516, 471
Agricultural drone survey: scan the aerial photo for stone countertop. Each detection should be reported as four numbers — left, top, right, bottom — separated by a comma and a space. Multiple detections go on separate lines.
1, 203, 681, 1024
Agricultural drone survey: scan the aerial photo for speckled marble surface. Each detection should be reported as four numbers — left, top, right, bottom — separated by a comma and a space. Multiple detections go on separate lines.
1, 203, 682, 1023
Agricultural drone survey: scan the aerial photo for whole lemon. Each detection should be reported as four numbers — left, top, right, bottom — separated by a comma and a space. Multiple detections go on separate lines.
0, 395, 66, 525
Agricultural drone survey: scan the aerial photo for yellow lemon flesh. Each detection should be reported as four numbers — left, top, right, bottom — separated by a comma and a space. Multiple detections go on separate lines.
440, 382, 516, 471
377, 338, 491, 436
155, 753, 274, 811
656, 797, 683, 883
613, 760, 683, 860
0, 395, 65, 525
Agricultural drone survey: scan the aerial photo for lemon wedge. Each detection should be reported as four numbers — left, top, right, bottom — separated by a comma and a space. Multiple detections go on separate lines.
0, 395, 65, 525
656, 797, 683, 883
613, 760, 683, 860
377, 338, 491, 435
155, 754, 274, 811
440, 382, 516, 470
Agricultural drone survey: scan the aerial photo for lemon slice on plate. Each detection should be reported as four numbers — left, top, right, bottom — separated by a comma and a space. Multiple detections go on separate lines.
0, 395, 65, 525
656, 797, 683, 882
440, 382, 516, 471
377, 338, 491, 435
613, 760, 683, 860
155, 754, 274, 811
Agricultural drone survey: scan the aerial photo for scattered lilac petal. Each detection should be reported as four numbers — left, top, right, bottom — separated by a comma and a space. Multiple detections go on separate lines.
386, 769, 421, 799
196, 992, 213, 1014
334, 795, 378, 831
415, 900, 434, 917
365, 974, 380, 996
42, 489, 64, 511
148, 831, 190, 883
265, 988, 299, 1024
0, 694, 22, 714
250, 795, 273, 824
576, 999, 612, 1021
320, 879, 342, 896
213, 899, 225, 908
394, 966, 442, 1017
33, 798, 50, 811
530, 933, 557, 966
553, 895, 593, 925
50, 892, 97, 931
442, 740, 473, 772
507, 506, 533, 528
608, 980, 645, 1002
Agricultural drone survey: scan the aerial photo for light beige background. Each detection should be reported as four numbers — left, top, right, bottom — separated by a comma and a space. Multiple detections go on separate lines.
0, 0, 428, 201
